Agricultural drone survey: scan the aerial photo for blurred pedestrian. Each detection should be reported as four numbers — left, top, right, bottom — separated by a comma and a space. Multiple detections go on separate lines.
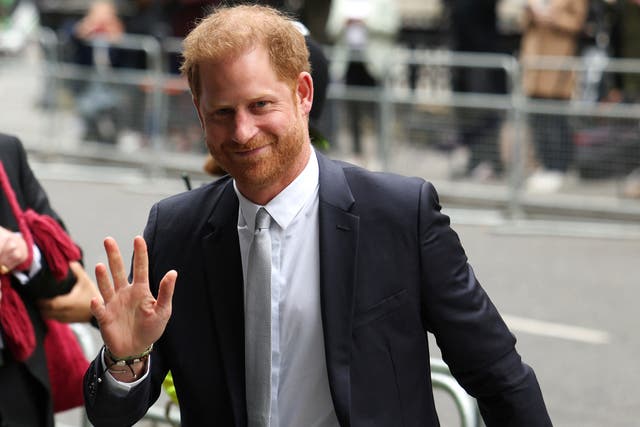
609, 0, 640, 197
83, 5, 551, 426
325, 0, 400, 157
608, 0, 640, 102
520, 0, 589, 193
448, 0, 507, 180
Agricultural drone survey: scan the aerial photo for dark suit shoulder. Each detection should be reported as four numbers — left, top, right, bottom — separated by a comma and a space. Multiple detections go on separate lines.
0, 133, 24, 161
156, 175, 232, 209
339, 161, 434, 207
149, 176, 234, 234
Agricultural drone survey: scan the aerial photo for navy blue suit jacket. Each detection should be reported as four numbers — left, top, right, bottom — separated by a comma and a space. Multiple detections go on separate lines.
84, 151, 551, 426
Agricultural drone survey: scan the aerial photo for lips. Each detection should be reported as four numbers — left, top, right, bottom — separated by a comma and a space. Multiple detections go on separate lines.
235, 144, 269, 156
233, 134, 276, 156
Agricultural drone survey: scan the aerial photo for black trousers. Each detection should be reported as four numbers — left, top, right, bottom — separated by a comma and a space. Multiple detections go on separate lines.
346, 61, 378, 154
530, 112, 572, 172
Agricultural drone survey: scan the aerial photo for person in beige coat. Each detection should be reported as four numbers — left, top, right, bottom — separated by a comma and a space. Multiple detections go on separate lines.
520, 0, 588, 192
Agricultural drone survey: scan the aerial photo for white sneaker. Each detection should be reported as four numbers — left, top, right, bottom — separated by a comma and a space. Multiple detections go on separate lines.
525, 170, 565, 194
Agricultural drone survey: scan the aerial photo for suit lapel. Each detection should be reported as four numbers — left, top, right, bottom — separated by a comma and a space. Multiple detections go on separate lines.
317, 152, 358, 427
201, 181, 247, 427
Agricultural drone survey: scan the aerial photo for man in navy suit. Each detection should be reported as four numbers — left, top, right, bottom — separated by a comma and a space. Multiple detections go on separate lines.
84, 5, 551, 426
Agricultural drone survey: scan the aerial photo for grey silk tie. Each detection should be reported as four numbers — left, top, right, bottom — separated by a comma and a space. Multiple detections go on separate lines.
245, 207, 272, 427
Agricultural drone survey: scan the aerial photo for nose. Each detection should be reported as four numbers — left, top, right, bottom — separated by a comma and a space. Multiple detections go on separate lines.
231, 109, 258, 144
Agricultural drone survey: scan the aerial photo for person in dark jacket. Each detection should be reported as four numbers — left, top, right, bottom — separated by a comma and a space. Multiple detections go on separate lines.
0, 133, 99, 427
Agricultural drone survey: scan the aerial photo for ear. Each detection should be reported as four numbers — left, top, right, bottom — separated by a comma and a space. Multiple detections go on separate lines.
296, 71, 313, 116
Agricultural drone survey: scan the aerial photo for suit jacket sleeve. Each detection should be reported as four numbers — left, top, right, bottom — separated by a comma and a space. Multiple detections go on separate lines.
83, 351, 156, 426
417, 181, 551, 426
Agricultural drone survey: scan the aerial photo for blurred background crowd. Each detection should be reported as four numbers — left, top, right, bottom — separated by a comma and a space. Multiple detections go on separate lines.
1, 0, 639, 207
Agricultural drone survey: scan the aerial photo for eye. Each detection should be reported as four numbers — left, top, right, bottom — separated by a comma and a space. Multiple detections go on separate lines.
253, 100, 270, 109
214, 108, 234, 117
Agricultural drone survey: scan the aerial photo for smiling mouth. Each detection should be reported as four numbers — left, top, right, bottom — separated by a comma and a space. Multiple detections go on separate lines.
235, 145, 268, 156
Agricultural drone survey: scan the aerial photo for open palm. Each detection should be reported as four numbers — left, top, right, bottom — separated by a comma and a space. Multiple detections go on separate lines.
92, 236, 176, 359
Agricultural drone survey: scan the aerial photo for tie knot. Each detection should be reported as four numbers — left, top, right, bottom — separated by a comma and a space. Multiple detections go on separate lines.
255, 208, 271, 231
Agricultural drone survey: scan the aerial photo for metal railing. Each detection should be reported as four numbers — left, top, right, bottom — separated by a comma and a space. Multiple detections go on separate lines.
2, 29, 639, 222
430, 358, 482, 427
328, 47, 640, 221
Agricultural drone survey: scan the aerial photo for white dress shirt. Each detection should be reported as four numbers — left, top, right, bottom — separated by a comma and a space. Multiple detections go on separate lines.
235, 149, 339, 426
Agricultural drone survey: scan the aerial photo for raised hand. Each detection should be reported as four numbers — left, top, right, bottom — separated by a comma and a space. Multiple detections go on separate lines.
91, 236, 176, 360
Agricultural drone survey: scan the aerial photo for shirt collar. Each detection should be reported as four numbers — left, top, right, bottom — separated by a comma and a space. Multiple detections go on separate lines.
235, 148, 319, 232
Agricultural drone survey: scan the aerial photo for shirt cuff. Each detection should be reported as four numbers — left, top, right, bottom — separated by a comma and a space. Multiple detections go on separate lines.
13, 242, 42, 285
100, 347, 150, 396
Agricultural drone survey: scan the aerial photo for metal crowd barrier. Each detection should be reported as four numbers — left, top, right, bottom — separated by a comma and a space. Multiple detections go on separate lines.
69, 323, 96, 427
430, 358, 482, 427
326, 47, 640, 221
2, 29, 640, 222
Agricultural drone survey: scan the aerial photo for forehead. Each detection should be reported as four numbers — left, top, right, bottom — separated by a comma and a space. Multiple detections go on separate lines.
197, 48, 292, 105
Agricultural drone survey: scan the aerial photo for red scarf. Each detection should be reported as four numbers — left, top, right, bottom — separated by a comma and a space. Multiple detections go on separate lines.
0, 161, 81, 360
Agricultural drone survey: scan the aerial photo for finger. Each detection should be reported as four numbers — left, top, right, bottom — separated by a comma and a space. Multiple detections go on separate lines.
156, 270, 177, 314
104, 237, 128, 290
3, 239, 16, 263
0, 233, 10, 267
0, 230, 9, 250
69, 260, 88, 278
132, 236, 149, 287
90, 296, 106, 324
95, 262, 115, 303
0, 238, 14, 269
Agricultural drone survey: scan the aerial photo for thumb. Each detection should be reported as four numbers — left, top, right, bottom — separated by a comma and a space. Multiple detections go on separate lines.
90, 296, 107, 325
156, 270, 177, 314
